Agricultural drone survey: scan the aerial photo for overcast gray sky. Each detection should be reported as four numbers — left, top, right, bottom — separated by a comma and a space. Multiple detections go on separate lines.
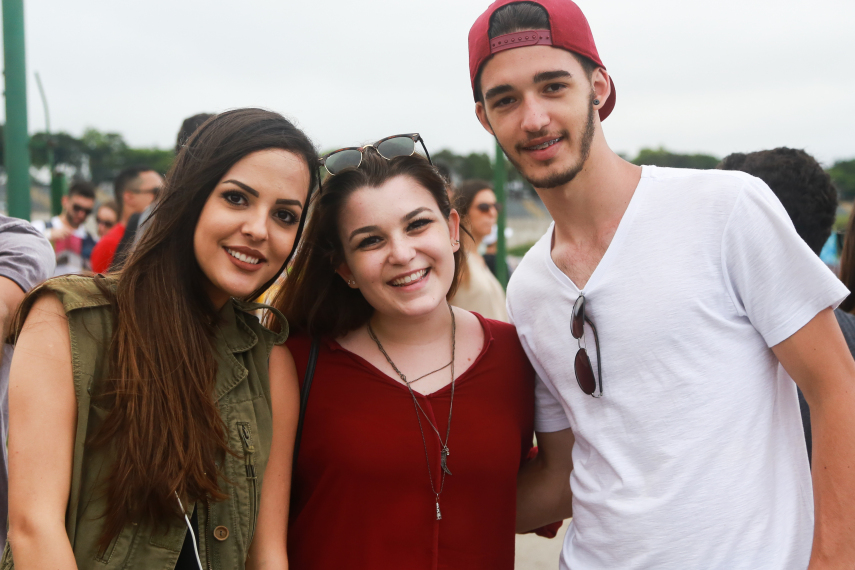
3, 0, 854, 165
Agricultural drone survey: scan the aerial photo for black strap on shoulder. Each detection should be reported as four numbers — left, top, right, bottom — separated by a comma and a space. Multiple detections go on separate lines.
293, 337, 320, 465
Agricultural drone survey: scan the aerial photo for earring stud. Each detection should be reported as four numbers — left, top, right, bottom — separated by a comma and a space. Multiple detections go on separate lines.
347, 279, 356, 286
452, 239, 460, 245
593, 98, 600, 106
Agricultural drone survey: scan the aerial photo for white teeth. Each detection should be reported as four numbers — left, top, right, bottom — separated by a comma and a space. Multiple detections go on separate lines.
226, 248, 260, 265
529, 138, 560, 150
392, 269, 427, 286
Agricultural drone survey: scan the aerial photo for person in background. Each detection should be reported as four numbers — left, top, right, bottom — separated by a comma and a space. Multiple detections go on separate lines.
117, 113, 217, 268
95, 201, 119, 239
719, 146, 855, 464
837, 210, 855, 317
450, 179, 509, 321
32, 181, 97, 275
4, 108, 318, 570
0, 214, 55, 551
90, 166, 162, 273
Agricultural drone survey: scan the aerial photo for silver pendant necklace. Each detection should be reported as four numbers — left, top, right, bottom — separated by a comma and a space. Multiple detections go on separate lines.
367, 303, 456, 520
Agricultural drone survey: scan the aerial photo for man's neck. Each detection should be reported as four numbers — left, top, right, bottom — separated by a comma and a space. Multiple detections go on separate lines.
119, 211, 133, 225
535, 141, 641, 248
58, 213, 77, 231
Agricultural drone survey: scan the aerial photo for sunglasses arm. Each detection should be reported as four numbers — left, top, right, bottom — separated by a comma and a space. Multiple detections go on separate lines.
418, 137, 432, 165
586, 316, 604, 398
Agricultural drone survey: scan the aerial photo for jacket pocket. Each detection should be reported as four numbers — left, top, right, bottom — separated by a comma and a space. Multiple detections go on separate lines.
237, 422, 259, 548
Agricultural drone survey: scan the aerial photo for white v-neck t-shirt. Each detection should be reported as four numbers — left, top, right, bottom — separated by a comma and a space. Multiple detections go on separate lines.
507, 165, 848, 570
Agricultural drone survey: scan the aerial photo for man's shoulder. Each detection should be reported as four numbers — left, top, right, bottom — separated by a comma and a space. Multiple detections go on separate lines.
642, 165, 758, 196
640, 165, 773, 221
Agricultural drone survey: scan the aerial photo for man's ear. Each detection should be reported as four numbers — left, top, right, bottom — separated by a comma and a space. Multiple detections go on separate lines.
475, 102, 495, 136
335, 263, 359, 288
591, 68, 611, 115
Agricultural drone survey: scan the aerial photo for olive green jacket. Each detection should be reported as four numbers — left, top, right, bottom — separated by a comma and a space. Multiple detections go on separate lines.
1, 276, 286, 570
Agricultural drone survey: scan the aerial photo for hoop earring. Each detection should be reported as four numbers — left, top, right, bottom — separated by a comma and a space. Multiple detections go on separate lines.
452, 239, 460, 246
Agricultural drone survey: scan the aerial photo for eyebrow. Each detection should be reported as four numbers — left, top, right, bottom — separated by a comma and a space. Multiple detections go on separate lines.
222, 179, 303, 209
484, 69, 573, 101
533, 69, 572, 84
348, 207, 433, 241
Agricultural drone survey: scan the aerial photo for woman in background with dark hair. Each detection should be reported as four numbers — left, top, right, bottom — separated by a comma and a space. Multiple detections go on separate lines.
450, 179, 509, 321
5, 108, 318, 570
271, 144, 534, 570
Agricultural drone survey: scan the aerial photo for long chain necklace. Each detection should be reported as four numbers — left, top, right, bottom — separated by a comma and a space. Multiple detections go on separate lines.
367, 302, 456, 521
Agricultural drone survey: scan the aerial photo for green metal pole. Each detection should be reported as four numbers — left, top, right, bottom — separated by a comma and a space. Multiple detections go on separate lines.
3, 0, 30, 220
494, 140, 508, 289
50, 171, 65, 215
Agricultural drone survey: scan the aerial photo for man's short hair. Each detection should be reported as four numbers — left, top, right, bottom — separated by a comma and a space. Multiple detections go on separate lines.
113, 166, 153, 215
719, 147, 837, 254
67, 180, 96, 200
175, 113, 214, 154
474, 1, 598, 103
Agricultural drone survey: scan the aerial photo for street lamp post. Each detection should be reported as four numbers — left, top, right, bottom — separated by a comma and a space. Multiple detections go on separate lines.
2, 0, 30, 219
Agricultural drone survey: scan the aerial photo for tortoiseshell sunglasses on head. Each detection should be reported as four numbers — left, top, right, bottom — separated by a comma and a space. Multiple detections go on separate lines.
318, 133, 432, 179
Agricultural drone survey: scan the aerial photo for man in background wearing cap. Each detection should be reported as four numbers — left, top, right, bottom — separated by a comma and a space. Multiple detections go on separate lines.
468, 1, 855, 568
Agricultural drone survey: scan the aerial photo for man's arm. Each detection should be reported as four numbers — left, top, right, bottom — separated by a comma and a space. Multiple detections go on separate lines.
0, 277, 26, 367
773, 307, 855, 569
0, 216, 56, 366
516, 427, 575, 533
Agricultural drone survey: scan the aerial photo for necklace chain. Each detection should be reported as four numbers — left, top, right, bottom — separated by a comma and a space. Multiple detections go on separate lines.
367, 303, 456, 520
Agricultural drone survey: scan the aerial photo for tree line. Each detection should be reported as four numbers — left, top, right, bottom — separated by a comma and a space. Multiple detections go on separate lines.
1, 124, 853, 201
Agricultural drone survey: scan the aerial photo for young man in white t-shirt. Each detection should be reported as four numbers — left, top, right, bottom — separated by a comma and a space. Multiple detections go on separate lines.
467, 1, 855, 568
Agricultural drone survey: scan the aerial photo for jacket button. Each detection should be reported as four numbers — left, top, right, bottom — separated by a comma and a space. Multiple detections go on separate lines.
213, 526, 229, 541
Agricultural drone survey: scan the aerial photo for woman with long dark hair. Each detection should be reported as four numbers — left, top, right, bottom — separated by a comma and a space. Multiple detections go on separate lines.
4, 108, 318, 570
271, 141, 534, 569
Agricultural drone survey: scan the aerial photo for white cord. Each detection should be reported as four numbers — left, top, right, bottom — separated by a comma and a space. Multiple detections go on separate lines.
175, 492, 204, 570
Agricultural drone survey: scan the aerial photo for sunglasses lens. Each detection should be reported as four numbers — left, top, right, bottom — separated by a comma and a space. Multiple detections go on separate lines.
575, 348, 597, 395
376, 137, 415, 160
571, 295, 586, 339
325, 150, 363, 175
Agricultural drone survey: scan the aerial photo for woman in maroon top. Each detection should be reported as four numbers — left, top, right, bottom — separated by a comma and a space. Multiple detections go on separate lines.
270, 142, 534, 569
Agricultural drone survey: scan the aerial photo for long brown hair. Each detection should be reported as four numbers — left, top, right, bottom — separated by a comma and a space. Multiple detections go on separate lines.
89, 108, 317, 547
270, 152, 465, 339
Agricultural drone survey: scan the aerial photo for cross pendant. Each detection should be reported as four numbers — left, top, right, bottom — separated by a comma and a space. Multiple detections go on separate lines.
440, 446, 452, 475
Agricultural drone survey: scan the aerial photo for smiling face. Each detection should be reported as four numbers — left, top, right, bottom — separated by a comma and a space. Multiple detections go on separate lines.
193, 149, 310, 308
336, 175, 460, 320
475, 45, 608, 189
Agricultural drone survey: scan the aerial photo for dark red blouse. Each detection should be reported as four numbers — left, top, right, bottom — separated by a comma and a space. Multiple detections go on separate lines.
286, 314, 534, 570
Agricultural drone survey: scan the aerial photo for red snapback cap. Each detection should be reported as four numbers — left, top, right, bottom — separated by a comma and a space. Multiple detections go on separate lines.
468, 0, 616, 121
